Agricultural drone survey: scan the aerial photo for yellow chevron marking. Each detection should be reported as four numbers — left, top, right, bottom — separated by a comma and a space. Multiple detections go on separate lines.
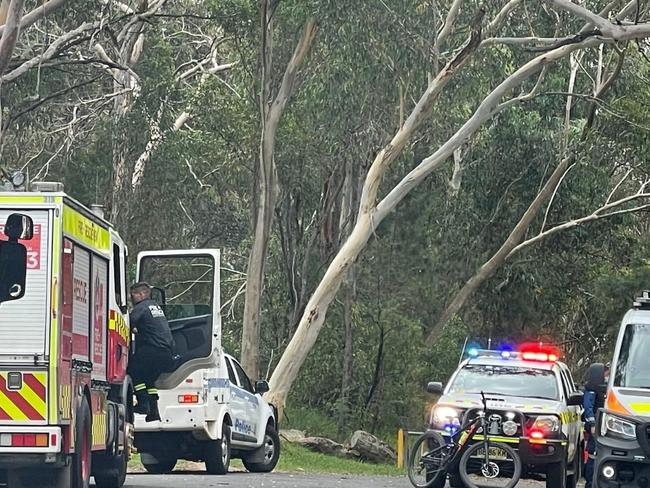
0, 389, 28, 421
17, 381, 46, 417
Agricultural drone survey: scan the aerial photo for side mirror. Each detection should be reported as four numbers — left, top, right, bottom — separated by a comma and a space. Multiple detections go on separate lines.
255, 380, 270, 394
0, 213, 33, 303
151, 286, 166, 306
4, 213, 34, 241
427, 381, 444, 395
586, 363, 606, 391
568, 391, 584, 406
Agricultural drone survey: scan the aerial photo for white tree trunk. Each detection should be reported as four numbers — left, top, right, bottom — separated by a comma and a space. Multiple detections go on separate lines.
240, 15, 317, 380
0, 0, 24, 77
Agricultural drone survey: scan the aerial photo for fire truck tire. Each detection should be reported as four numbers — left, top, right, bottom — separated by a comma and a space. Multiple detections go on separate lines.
93, 444, 129, 488
205, 423, 231, 474
72, 396, 92, 488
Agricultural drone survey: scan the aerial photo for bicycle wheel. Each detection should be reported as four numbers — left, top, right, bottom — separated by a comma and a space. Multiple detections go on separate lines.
459, 441, 521, 488
407, 431, 449, 488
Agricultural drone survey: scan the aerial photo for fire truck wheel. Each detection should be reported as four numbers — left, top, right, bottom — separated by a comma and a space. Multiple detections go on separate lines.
93, 433, 130, 488
205, 423, 231, 475
72, 396, 92, 488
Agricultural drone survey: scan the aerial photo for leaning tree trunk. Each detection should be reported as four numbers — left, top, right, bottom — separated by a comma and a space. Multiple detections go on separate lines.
266, 25, 626, 416
425, 49, 626, 345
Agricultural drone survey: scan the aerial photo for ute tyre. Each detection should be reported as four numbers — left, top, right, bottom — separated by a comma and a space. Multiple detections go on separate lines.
566, 449, 580, 488
72, 397, 92, 488
546, 458, 567, 488
459, 441, 521, 488
449, 472, 465, 487
142, 458, 176, 474
205, 423, 231, 474
242, 424, 281, 473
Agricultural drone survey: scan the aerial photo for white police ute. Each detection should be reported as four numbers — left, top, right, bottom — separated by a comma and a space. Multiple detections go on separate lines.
427, 344, 584, 488
131, 250, 280, 475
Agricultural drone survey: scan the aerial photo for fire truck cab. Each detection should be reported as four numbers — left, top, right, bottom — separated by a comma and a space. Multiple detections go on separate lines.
0, 184, 131, 488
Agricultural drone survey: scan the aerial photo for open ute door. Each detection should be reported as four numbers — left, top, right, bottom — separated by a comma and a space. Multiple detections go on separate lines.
136, 249, 221, 390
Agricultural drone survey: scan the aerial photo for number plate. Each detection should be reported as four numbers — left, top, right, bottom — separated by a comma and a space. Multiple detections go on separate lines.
475, 447, 509, 460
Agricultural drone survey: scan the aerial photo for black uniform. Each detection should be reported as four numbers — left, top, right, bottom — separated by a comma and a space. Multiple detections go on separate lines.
128, 299, 174, 415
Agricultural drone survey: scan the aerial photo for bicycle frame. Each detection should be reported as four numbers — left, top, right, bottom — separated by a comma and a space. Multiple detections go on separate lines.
437, 392, 503, 472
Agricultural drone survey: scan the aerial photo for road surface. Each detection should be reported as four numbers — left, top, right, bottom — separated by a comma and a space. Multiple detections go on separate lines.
116, 472, 549, 487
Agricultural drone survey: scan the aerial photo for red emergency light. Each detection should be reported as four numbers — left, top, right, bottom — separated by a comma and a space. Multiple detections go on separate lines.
519, 343, 560, 362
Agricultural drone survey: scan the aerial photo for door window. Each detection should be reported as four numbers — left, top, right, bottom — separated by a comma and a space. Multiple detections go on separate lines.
226, 357, 237, 385
232, 359, 254, 393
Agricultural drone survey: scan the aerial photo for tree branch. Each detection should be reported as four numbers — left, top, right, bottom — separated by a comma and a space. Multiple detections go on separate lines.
0, 0, 24, 76
2, 21, 99, 82
436, 0, 464, 49
0, 0, 65, 37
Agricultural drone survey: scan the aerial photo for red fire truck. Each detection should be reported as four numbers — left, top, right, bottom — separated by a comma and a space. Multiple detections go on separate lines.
0, 182, 132, 488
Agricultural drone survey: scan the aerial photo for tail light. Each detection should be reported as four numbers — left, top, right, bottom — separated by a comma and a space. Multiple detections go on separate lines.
0, 433, 49, 447
178, 394, 199, 404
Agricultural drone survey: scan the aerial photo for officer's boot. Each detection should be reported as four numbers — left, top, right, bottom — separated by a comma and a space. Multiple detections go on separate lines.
145, 389, 161, 422
134, 387, 150, 415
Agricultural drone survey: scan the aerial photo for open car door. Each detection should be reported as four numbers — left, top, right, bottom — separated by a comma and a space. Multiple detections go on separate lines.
136, 249, 221, 390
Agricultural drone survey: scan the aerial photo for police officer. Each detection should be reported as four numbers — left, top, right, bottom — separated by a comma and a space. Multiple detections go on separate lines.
584, 363, 610, 488
128, 282, 174, 422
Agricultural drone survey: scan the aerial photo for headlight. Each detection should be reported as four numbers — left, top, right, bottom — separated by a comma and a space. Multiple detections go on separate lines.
503, 420, 518, 436
431, 406, 461, 432
530, 415, 561, 434
602, 412, 636, 440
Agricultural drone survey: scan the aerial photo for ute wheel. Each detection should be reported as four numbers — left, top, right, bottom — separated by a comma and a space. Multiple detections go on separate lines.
566, 448, 580, 488
205, 423, 231, 474
547, 458, 567, 488
242, 424, 281, 473
72, 396, 92, 488
449, 472, 465, 487
142, 458, 176, 474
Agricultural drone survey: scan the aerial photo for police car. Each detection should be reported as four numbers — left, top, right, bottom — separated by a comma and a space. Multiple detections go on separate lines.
133, 352, 279, 475
130, 249, 280, 475
427, 344, 584, 488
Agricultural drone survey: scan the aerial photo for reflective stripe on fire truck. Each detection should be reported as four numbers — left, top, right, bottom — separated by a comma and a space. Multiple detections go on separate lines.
49, 210, 61, 421
109, 310, 129, 344
92, 412, 107, 448
62, 206, 110, 253
0, 372, 47, 421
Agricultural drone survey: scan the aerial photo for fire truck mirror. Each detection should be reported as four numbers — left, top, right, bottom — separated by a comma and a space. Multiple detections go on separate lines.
4, 213, 34, 241
0, 213, 32, 303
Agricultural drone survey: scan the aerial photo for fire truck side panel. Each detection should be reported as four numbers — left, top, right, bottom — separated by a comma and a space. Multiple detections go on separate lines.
0, 208, 52, 359
0, 206, 53, 428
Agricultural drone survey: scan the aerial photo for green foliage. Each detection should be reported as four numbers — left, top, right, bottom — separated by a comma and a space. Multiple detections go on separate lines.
3, 0, 650, 444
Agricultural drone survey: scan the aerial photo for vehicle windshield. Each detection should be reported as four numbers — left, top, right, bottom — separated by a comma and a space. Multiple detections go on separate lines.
448, 364, 559, 400
614, 323, 650, 389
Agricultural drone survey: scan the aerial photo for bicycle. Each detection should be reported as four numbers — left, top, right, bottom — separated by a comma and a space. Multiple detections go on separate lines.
407, 391, 522, 488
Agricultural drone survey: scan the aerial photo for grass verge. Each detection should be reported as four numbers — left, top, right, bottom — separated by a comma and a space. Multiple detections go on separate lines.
129, 443, 404, 476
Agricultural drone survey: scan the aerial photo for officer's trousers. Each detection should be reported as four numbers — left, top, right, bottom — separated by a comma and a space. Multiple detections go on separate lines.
128, 345, 173, 400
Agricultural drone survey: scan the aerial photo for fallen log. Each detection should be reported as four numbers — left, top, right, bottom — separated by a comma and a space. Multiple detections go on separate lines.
349, 430, 396, 464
